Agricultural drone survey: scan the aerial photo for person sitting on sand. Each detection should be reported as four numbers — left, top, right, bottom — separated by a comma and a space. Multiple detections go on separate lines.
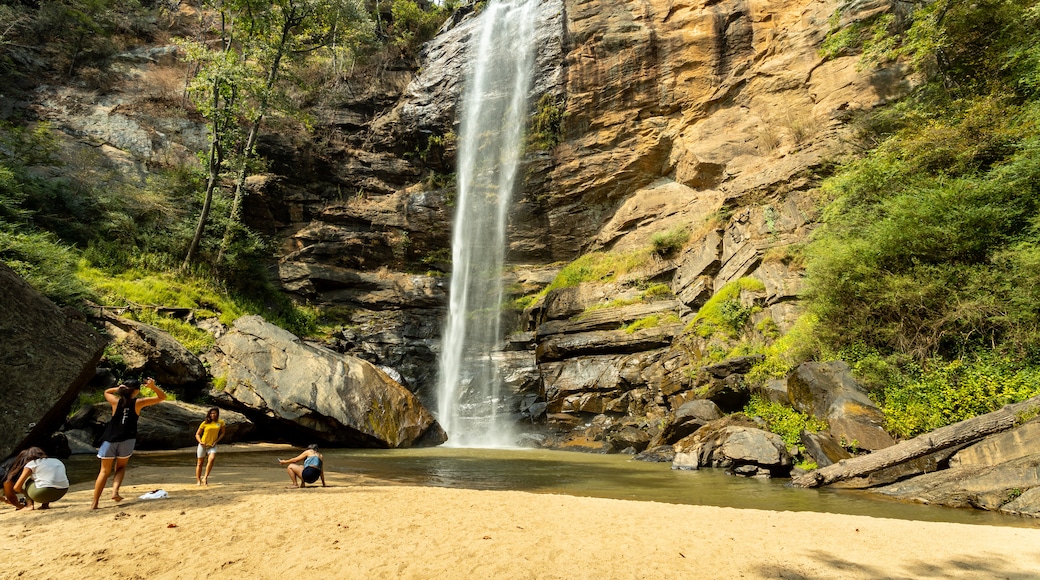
2, 451, 31, 509
91, 377, 167, 510
11, 447, 69, 510
279, 444, 325, 488
194, 407, 226, 485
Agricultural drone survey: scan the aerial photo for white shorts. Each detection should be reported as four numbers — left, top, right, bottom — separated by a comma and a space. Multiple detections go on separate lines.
197, 444, 217, 458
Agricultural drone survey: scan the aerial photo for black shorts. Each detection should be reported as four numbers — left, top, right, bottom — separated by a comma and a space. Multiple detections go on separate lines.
302, 466, 321, 483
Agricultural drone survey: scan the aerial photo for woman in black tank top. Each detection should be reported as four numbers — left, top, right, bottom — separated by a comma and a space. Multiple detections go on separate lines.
90, 377, 167, 510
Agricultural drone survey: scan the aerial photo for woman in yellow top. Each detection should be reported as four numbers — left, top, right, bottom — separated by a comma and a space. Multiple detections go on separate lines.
194, 408, 226, 485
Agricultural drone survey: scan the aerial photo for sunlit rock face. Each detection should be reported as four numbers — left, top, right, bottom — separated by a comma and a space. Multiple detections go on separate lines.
239, 0, 914, 442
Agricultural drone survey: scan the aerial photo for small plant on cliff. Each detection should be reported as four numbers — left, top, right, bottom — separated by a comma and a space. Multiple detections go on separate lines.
686, 277, 765, 339
528, 94, 565, 151
650, 225, 690, 256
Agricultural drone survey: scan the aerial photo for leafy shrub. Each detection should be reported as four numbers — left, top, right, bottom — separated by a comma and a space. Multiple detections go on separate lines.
879, 355, 1040, 438
743, 395, 828, 447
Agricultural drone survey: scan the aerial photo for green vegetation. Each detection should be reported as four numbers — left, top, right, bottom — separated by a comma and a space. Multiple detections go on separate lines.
650, 225, 690, 256
544, 249, 651, 293
389, 0, 454, 58
797, 0, 1040, 436
875, 355, 1040, 438
743, 395, 828, 447
686, 277, 765, 339
528, 94, 565, 151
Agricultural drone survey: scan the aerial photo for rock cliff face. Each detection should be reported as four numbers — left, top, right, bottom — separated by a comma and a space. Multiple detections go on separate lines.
20, 0, 915, 446
238, 0, 915, 443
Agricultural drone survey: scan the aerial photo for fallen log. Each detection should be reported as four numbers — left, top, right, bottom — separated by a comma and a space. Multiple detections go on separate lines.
791, 394, 1040, 487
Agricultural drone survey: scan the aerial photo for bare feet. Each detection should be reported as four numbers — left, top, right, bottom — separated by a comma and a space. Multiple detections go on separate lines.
202, 478, 208, 486
112, 494, 123, 502
38, 503, 49, 510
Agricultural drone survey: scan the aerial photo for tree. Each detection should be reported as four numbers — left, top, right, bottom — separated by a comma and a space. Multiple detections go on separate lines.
179, 0, 372, 269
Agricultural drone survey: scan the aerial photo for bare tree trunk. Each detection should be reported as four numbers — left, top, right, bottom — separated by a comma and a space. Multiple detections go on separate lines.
792, 395, 1040, 488
216, 10, 297, 265
183, 80, 224, 270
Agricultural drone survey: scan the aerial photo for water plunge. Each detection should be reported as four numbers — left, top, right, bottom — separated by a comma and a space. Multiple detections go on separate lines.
437, 0, 539, 448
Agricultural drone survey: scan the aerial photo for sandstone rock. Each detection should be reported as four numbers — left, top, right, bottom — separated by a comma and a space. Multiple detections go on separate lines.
205, 315, 445, 448
634, 445, 676, 463
1000, 486, 1040, 518
607, 425, 651, 454
0, 264, 107, 459
799, 430, 851, 468
787, 361, 895, 451
100, 313, 207, 387
699, 374, 752, 413
832, 448, 961, 490
750, 378, 788, 405
537, 300, 686, 337
674, 421, 792, 477
537, 326, 680, 362
653, 399, 723, 446
949, 420, 1040, 468
874, 455, 1040, 513
702, 355, 765, 379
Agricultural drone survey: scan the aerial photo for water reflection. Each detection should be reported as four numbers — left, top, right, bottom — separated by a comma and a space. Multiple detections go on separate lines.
65, 447, 1037, 528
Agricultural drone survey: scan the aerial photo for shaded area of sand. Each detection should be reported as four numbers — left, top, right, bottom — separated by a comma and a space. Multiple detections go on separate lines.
3, 456, 1040, 579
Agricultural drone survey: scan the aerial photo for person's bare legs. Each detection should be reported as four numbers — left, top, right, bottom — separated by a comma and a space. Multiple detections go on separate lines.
196, 457, 204, 485
111, 457, 130, 501
91, 458, 115, 509
203, 453, 216, 485
286, 464, 303, 487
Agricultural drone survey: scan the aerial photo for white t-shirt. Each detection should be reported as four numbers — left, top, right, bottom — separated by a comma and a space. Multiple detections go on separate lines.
25, 458, 69, 489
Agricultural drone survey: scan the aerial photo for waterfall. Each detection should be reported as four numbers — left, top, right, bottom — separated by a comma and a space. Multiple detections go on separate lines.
436, 0, 539, 448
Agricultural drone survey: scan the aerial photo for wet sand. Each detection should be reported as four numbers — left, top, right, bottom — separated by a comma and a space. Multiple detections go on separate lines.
3, 452, 1040, 579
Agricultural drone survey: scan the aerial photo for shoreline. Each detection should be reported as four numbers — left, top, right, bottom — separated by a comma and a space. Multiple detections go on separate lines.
3, 446, 1040, 578
2, 463, 1040, 578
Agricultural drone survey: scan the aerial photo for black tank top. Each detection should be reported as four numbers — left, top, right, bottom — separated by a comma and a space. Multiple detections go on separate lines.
101, 397, 139, 442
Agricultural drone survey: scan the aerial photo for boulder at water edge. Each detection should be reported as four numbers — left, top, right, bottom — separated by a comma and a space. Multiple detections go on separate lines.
0, 264, 107, 458
205, 315, 446, 447
787, 361, 896, 451
672, 415, 792, 477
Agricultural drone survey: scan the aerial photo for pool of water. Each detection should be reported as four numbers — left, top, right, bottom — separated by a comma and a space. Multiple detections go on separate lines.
66, 447, 1038, 528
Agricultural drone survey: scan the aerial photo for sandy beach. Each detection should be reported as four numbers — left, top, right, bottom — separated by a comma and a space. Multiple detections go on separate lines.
3, 449, 1040, 580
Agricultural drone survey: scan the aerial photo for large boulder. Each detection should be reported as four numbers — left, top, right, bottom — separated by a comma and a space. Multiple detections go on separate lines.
787, 361, 896, 451
673, 415, 792, 477
651, 399, 723, 446
0, 264, 107, 458
205, 315, 446, 448
99, 312, 208, 387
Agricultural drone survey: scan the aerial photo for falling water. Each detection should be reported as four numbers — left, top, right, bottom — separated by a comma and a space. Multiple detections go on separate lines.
437, 0, 539, 447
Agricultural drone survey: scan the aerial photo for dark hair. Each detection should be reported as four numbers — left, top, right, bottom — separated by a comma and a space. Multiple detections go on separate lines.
307, 444, 319, 451
204, 407, 220, 423
4, 447, 46, 483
